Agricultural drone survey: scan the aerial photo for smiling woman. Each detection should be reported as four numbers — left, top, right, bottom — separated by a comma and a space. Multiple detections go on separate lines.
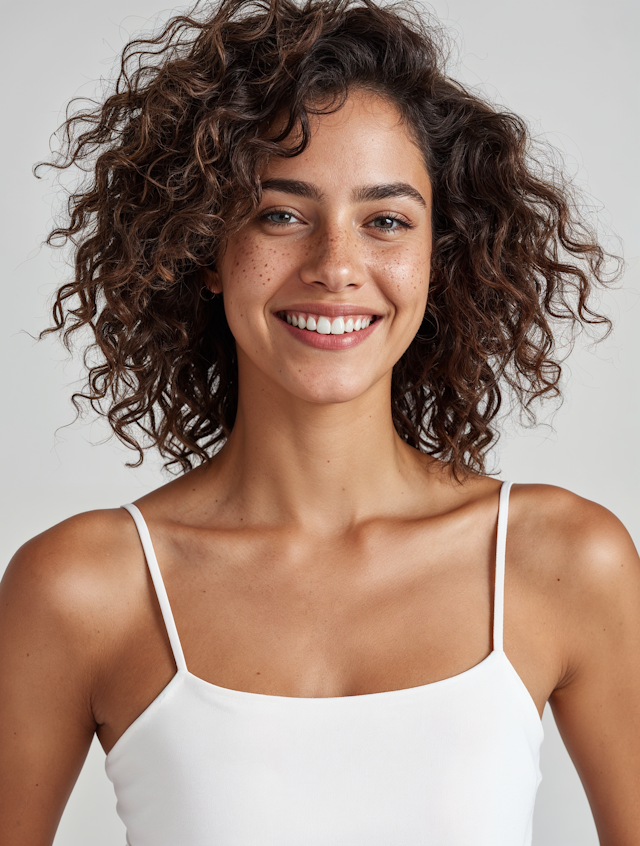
32, 0, 611, 478
205, 93, 433, 383
1, 0, 639, 845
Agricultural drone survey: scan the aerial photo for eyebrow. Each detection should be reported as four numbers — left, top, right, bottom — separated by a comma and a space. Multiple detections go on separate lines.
354, 183, 427, 208
260, 178, 427, 208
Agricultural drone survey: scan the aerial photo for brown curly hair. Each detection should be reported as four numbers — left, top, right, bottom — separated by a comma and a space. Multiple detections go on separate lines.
38, 0, 616, 476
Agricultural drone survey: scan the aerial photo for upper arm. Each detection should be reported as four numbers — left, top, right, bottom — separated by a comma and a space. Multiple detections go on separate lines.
0, 513, 124, 846
547, 500, 640, 845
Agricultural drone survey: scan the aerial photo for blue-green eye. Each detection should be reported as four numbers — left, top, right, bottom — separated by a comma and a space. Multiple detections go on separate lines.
370, 215, 409, 230
262, 210, 298, 225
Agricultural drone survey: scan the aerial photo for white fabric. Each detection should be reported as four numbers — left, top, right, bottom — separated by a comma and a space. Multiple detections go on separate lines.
108, 480, 543, 845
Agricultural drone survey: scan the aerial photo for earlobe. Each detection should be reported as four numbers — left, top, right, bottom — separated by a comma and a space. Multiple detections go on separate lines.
201, 266, 222, 295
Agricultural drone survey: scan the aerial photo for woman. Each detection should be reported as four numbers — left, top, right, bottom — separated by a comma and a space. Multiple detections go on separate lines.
1, 0, 638, 843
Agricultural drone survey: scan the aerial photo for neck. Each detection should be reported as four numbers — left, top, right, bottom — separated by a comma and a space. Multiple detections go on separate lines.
205, 367, 428, 532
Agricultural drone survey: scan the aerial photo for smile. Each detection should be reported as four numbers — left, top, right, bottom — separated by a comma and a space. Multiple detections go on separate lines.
276, 309, 381, 350
278, 312, 376, 335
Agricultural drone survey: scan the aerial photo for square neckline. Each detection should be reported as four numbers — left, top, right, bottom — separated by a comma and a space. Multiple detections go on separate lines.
116, 482, 526, 697
107, 482, 544, 764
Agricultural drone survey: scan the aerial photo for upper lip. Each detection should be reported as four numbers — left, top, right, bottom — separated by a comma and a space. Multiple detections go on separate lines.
276, 303, 382, 317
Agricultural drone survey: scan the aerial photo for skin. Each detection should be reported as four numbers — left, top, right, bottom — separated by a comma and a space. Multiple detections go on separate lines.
1, 90, 640, 845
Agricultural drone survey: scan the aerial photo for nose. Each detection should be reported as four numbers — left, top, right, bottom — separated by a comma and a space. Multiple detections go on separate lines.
298, 221, 366, 292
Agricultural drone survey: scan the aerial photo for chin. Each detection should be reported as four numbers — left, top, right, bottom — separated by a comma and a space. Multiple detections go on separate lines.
287, 373, 379, 406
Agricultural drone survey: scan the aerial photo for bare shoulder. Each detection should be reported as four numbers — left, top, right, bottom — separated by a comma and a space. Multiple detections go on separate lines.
507, 484, 640, 657
4, 507, 142, 591
508, 487, 640, 841
509, 482, 638, 582
0, 508, 146, 654
0, 510, 154, 842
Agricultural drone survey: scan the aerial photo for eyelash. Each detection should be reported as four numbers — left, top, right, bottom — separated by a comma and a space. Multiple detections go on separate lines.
259, 209, 414, 231
370, 214, 414, 232
259, 209, 300, 227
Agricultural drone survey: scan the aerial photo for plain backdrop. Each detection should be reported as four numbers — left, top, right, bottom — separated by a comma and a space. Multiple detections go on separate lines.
1, 0, 638, 843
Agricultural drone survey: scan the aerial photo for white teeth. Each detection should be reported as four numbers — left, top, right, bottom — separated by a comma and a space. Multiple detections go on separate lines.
283, 312, 375, 335
316, 316, 332, 335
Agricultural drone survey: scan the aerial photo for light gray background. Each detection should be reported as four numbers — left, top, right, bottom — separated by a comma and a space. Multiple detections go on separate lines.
1, 0, 638, 843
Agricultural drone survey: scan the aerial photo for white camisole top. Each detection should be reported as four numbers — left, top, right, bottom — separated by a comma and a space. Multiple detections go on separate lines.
106, 480, 543, 845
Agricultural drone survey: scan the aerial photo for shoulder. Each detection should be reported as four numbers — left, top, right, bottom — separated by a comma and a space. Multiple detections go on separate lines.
1, 508, 146, 653
4, 507, 142, 590
507, 483, 640, 671
508, 482, 638, 581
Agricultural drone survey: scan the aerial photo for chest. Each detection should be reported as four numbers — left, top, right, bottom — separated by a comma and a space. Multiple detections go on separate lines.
96, 518, 553, 754
165, 524, 496, 692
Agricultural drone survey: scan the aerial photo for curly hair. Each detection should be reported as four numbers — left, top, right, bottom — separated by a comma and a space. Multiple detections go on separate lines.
38, 0, 616, 477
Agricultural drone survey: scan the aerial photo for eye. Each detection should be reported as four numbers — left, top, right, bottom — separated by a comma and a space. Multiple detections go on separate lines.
260, 209, 301, 226
367, 214, 413, 232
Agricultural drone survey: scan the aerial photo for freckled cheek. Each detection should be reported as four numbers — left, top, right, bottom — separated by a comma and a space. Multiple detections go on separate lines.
224, 244, 299, 300
220, 247, 293, 333
377, 257, 430, 312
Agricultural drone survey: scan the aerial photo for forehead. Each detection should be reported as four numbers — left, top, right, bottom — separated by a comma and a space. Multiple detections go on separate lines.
261, 91, 431, 198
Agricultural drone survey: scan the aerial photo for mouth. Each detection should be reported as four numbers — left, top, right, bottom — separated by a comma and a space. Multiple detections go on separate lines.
277, 311, 379, 335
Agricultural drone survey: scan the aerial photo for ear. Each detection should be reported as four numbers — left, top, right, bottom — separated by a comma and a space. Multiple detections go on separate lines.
201, 266, 222, 295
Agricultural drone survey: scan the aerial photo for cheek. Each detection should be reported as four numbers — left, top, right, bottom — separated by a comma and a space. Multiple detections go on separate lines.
377, 250, 431, 313
222, 241, 299, 303
220, 248, 273, 318
219, 242, 297, 348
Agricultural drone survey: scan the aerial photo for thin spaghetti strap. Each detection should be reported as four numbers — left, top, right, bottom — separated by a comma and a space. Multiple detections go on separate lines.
121, 503, 188, 673
493, 481, 513, 654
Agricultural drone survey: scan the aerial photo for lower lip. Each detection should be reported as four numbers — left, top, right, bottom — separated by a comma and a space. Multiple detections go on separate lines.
277, 317, 380, 349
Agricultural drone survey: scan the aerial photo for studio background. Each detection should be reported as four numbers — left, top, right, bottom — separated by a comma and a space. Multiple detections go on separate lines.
1, 0, 638, 843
